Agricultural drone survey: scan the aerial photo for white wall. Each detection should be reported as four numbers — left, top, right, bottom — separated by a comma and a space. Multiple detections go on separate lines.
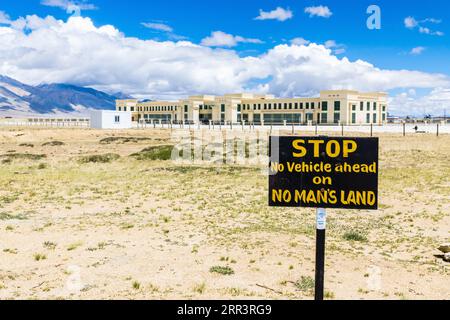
90, 110, 132, 129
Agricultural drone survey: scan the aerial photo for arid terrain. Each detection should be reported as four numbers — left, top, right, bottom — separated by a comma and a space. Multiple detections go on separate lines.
0, 127, 448, 300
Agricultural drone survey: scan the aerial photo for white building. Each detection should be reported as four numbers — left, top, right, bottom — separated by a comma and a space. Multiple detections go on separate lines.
90, 110, 132, 129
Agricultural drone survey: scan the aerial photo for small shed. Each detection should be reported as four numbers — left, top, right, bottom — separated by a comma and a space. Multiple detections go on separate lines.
90, 110, 132, 129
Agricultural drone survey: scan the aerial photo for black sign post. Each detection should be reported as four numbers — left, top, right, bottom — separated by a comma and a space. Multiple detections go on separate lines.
315, 208, 326, 301
269, 136, 379, 300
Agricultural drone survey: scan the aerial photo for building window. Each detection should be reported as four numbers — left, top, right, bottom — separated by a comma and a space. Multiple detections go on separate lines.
289, 103, 292, 109
306, 103, 310, 109
382, 113, 386, 121
352, 105, 356, 111
334, 112, 340, 124
321, 113, 327, 124
360, 102, 364, 111
311, 102, 315, 109
373, 114, 377, 123
124, 107, 127, 111
366, 113, 371, 123
118, 107, 121, 111
367, 102, 370, 111
294, 103, 298, 109
237, 104, 241, 112
221, 104, 225, 112
352, 113, 356, 124
322, 101, 328, 111
334, 101, 341, 111
114, 115, 120, 123
382, 106, 386, 112
130, 107, 134, 112
373, 102, 377, 111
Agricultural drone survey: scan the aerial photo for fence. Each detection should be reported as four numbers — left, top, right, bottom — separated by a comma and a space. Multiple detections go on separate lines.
134, 121, 448, 137
0, 117, 448, 136
0, 118, 90, 128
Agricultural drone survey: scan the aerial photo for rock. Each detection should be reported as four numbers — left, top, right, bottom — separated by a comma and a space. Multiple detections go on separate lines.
438, 244, 450, 253
444, 253, 450, 263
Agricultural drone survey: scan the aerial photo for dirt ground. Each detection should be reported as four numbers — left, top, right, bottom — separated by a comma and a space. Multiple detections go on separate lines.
0, 127, 448, 300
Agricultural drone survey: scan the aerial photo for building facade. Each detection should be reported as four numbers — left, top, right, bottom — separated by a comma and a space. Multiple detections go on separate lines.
116, 90, 388, 125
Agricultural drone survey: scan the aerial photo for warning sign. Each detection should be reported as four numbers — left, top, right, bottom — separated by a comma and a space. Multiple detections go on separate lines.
269, 136, 379, 210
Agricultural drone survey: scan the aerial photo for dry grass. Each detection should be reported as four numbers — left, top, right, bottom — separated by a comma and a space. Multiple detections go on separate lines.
0, 127, 448, 300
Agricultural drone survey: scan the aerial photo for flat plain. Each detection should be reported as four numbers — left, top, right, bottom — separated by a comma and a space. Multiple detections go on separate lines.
0, 127, 448, 300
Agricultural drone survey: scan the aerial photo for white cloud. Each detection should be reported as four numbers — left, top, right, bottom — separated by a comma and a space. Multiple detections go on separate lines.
405, 16, 444, 36
0, 11, 11, 24
410, 46, 425, 55
419, 27, 444, 36
304, 6, 333, 18
0, 14, 449, 115
404, 16, 418, 28
141, 22, 173, 33
201, 31, 263, 47
389, 88, 450, 116
41, 0, 96, 11
255, 7, 293, 21
290, 37, 310, 46
324, 40, 346, 54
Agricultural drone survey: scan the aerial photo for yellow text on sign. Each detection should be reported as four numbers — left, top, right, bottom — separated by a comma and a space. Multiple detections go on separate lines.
292, 139, 358, 158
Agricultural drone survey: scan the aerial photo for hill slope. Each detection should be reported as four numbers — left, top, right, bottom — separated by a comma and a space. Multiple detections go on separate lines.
0, 75, 131, 117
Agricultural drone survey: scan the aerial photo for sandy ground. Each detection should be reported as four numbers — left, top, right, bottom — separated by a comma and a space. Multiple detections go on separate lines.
0, 127, 448, 300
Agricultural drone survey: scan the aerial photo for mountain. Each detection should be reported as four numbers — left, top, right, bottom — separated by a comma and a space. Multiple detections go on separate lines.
0, 75, 132, 117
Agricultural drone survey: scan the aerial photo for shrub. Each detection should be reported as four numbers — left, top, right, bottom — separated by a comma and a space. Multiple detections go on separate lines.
37, 163, 47, 170
209, 266, 234, 276
78, 153, 120, 164
132, 281, 141, 290
19, 143, 34, 148
343, 230, 368, 242
294, 276, 315, 292
130, 145, 174, 161
0, 212, 27, 220
34, 253, 47, 261
0, 153, 46, 161
100, 137, 152, 144
42, 141, 65, 147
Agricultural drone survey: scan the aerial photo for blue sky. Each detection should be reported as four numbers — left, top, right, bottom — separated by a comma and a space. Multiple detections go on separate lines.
0, 0, 449, 115
3, 0, 449, 73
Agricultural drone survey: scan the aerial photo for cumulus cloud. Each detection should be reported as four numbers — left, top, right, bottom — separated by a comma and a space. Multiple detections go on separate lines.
0, 13, 449, 114
290, 37, 310, 46
410, 46, 425, 55
0, 10, 11, 24
201, 31, 263, 47
304, 6, 333, 18
324, 40, 346, 55
255, 7, 293, 21
389, 88, 450, 116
